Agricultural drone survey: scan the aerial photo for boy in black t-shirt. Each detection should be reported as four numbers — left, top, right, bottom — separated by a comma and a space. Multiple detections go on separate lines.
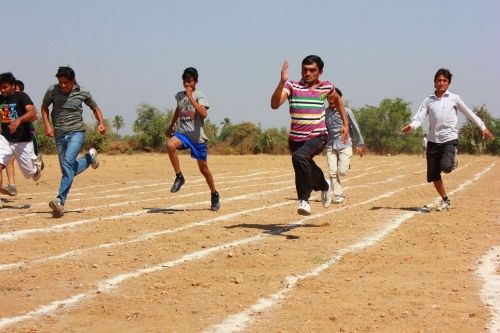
0, 73, 42, 206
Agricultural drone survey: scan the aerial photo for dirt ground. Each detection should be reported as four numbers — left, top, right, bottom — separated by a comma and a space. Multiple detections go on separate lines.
0, 153, 498, 333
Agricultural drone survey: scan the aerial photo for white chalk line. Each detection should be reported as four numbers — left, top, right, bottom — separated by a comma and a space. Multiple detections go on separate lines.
0, 170, 435, 329
0, 171, 287, 220
476, 245, 500, 333
0, 175, 407, 272
204, 162, 495, 333
0, 172, 295, 227
0, 160, 415, 241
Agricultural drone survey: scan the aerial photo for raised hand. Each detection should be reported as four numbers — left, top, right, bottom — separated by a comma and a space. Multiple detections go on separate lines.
281, 60, 288, 83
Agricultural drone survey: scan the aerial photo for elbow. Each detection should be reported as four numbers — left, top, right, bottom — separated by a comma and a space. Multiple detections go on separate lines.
270, 101, 279, 110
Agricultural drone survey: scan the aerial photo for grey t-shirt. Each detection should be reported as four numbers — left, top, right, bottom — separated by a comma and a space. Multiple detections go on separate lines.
42, 84, 98, 137
175, 90, 209, 143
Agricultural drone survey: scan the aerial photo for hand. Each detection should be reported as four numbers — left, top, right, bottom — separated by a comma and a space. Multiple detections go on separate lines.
45, 125, 55, 138
400, 124, 412, 134
341, 125, 349, 144
185, 86, 194, 99
482, 128, 495, 140
8, 119, 21, 134
280, 60, 288, 83
356, 146, 365, 157
97, 123, 106, 134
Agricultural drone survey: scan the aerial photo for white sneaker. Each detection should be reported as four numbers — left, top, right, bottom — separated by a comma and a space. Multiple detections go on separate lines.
297, 200, 311, 216
321, 179, 332, 208
49, 198, 65, 217
436, 199, 451, 212
32, 157, 42, 181
334, 195, 345, 204
89, 148, 99, 169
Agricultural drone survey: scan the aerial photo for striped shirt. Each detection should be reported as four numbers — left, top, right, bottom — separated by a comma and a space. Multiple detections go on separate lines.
283, 80, 334, 141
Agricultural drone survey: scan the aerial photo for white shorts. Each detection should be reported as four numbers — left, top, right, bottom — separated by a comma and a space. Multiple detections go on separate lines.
0, 135, 37, 178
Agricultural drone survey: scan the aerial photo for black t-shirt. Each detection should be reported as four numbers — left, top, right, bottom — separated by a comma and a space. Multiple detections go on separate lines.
0, 92, 34, 142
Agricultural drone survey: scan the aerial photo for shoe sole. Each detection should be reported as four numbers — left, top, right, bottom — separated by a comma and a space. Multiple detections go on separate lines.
297, 209, 311, 216
49, 201, 64, 217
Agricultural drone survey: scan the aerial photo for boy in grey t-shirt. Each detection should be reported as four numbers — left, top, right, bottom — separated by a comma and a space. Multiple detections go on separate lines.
165, 67, 220, 211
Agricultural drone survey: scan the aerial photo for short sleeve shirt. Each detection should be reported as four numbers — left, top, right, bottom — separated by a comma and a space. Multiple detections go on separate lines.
283, 80, 333, 141
42, 84, 98, 137
175, 90, 209, 143
0, 92, 34, 142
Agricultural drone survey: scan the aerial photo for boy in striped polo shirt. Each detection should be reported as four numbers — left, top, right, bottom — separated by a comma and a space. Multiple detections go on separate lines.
271, 55, 349, 215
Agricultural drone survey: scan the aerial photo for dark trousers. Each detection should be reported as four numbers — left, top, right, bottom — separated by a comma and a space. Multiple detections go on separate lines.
426, 139, 458, 182
289, 135, 329, 201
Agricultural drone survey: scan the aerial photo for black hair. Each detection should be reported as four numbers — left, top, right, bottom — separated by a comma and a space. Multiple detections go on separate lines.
302, 55, 324, 71
434, 68, 452, 83
56, 66, 76, 80
335, 87, 343, 97
15, 80, 24, 91
0, 72, 16, 85
182, 67, 198, 82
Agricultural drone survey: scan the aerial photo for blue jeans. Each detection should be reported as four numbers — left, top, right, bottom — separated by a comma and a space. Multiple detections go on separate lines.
55, 131, 91, 205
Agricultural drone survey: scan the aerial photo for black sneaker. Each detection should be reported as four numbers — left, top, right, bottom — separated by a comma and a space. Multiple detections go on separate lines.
210, 191, 220, 211
170, 175, 185, 193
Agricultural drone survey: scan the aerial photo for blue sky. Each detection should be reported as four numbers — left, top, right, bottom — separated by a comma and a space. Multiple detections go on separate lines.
3, 0, 499, 134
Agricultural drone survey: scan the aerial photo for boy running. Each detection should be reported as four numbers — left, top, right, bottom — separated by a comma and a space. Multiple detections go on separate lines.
401, 68, 494, 211
324, 88, 365, 206
165, 67, 220, 211
0, 72, 42, 207
271, 55, 349, 215
41, 66, 106, 217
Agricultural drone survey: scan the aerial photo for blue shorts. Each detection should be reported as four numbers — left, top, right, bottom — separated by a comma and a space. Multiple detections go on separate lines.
173, 132, 208, 161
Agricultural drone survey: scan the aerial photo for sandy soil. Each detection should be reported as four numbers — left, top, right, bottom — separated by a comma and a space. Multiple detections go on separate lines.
0, 153, 498, 333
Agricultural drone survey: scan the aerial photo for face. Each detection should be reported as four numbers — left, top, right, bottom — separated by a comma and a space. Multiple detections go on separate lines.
0, 82, 15, 96
57, 76, 75, 93
183, 77, 197, 90
301, 63, 322, 85
434, 75, 450, 94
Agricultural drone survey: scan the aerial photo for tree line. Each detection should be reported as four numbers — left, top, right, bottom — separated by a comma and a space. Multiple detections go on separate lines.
33, 98, 500, 155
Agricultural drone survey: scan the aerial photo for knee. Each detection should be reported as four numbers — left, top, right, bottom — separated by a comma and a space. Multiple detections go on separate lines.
338, 169, 348, 177
166, 140, 177, 152
441, 163, 453, 174
292, 151, 307, 163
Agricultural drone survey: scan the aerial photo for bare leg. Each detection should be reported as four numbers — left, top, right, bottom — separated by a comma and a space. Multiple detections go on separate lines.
433, 179, 447, 198
166, 136, 183, 174
197, 160, 216, 192
6, 157, 15, 186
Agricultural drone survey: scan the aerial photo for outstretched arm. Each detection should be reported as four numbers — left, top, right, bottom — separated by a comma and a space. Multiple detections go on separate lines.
271, 60, 289, 109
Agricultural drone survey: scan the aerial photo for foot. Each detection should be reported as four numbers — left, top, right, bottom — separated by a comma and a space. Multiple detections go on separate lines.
49, 198, 65, 217
1, 184, 17, 196
89, 148, 99, 169
210, 191, 220, 211
32, 157, 42, 181
170, 174, 185, 193
297, 200, 311, 216
321, 179, 332, 208
436, 198, 451, 212
334, 195, 345, 204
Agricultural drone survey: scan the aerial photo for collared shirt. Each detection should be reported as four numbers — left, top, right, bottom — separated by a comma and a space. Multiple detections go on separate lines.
283, 80, 334, 142
42, 83, 98, 137
325, 106, 364, 150
410, 91, 486, 143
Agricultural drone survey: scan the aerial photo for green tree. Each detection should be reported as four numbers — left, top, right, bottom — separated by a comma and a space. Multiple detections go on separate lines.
84, 119, 110, 151
458, 105, 498, 154
33, 119, 56, 154
203, 118, 219, 145
112, 115, 125, 136
258, 127, 289, 154
133, 103, 173, 150
354, 98, 423, 154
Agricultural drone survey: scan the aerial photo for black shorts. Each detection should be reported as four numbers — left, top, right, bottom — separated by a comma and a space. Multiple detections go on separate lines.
426, 140, 458, 182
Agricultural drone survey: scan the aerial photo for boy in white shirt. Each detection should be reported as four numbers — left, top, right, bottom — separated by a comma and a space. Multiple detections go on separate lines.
401, 68, 494, 211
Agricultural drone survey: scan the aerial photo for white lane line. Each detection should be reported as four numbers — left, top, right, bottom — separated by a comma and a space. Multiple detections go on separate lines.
0, 181, 295, 243
0, 175, 406, 272
476, 245, 500, 333
0, 174, 432, 329
0, 173, 293, 225
204, 162, 495, 333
